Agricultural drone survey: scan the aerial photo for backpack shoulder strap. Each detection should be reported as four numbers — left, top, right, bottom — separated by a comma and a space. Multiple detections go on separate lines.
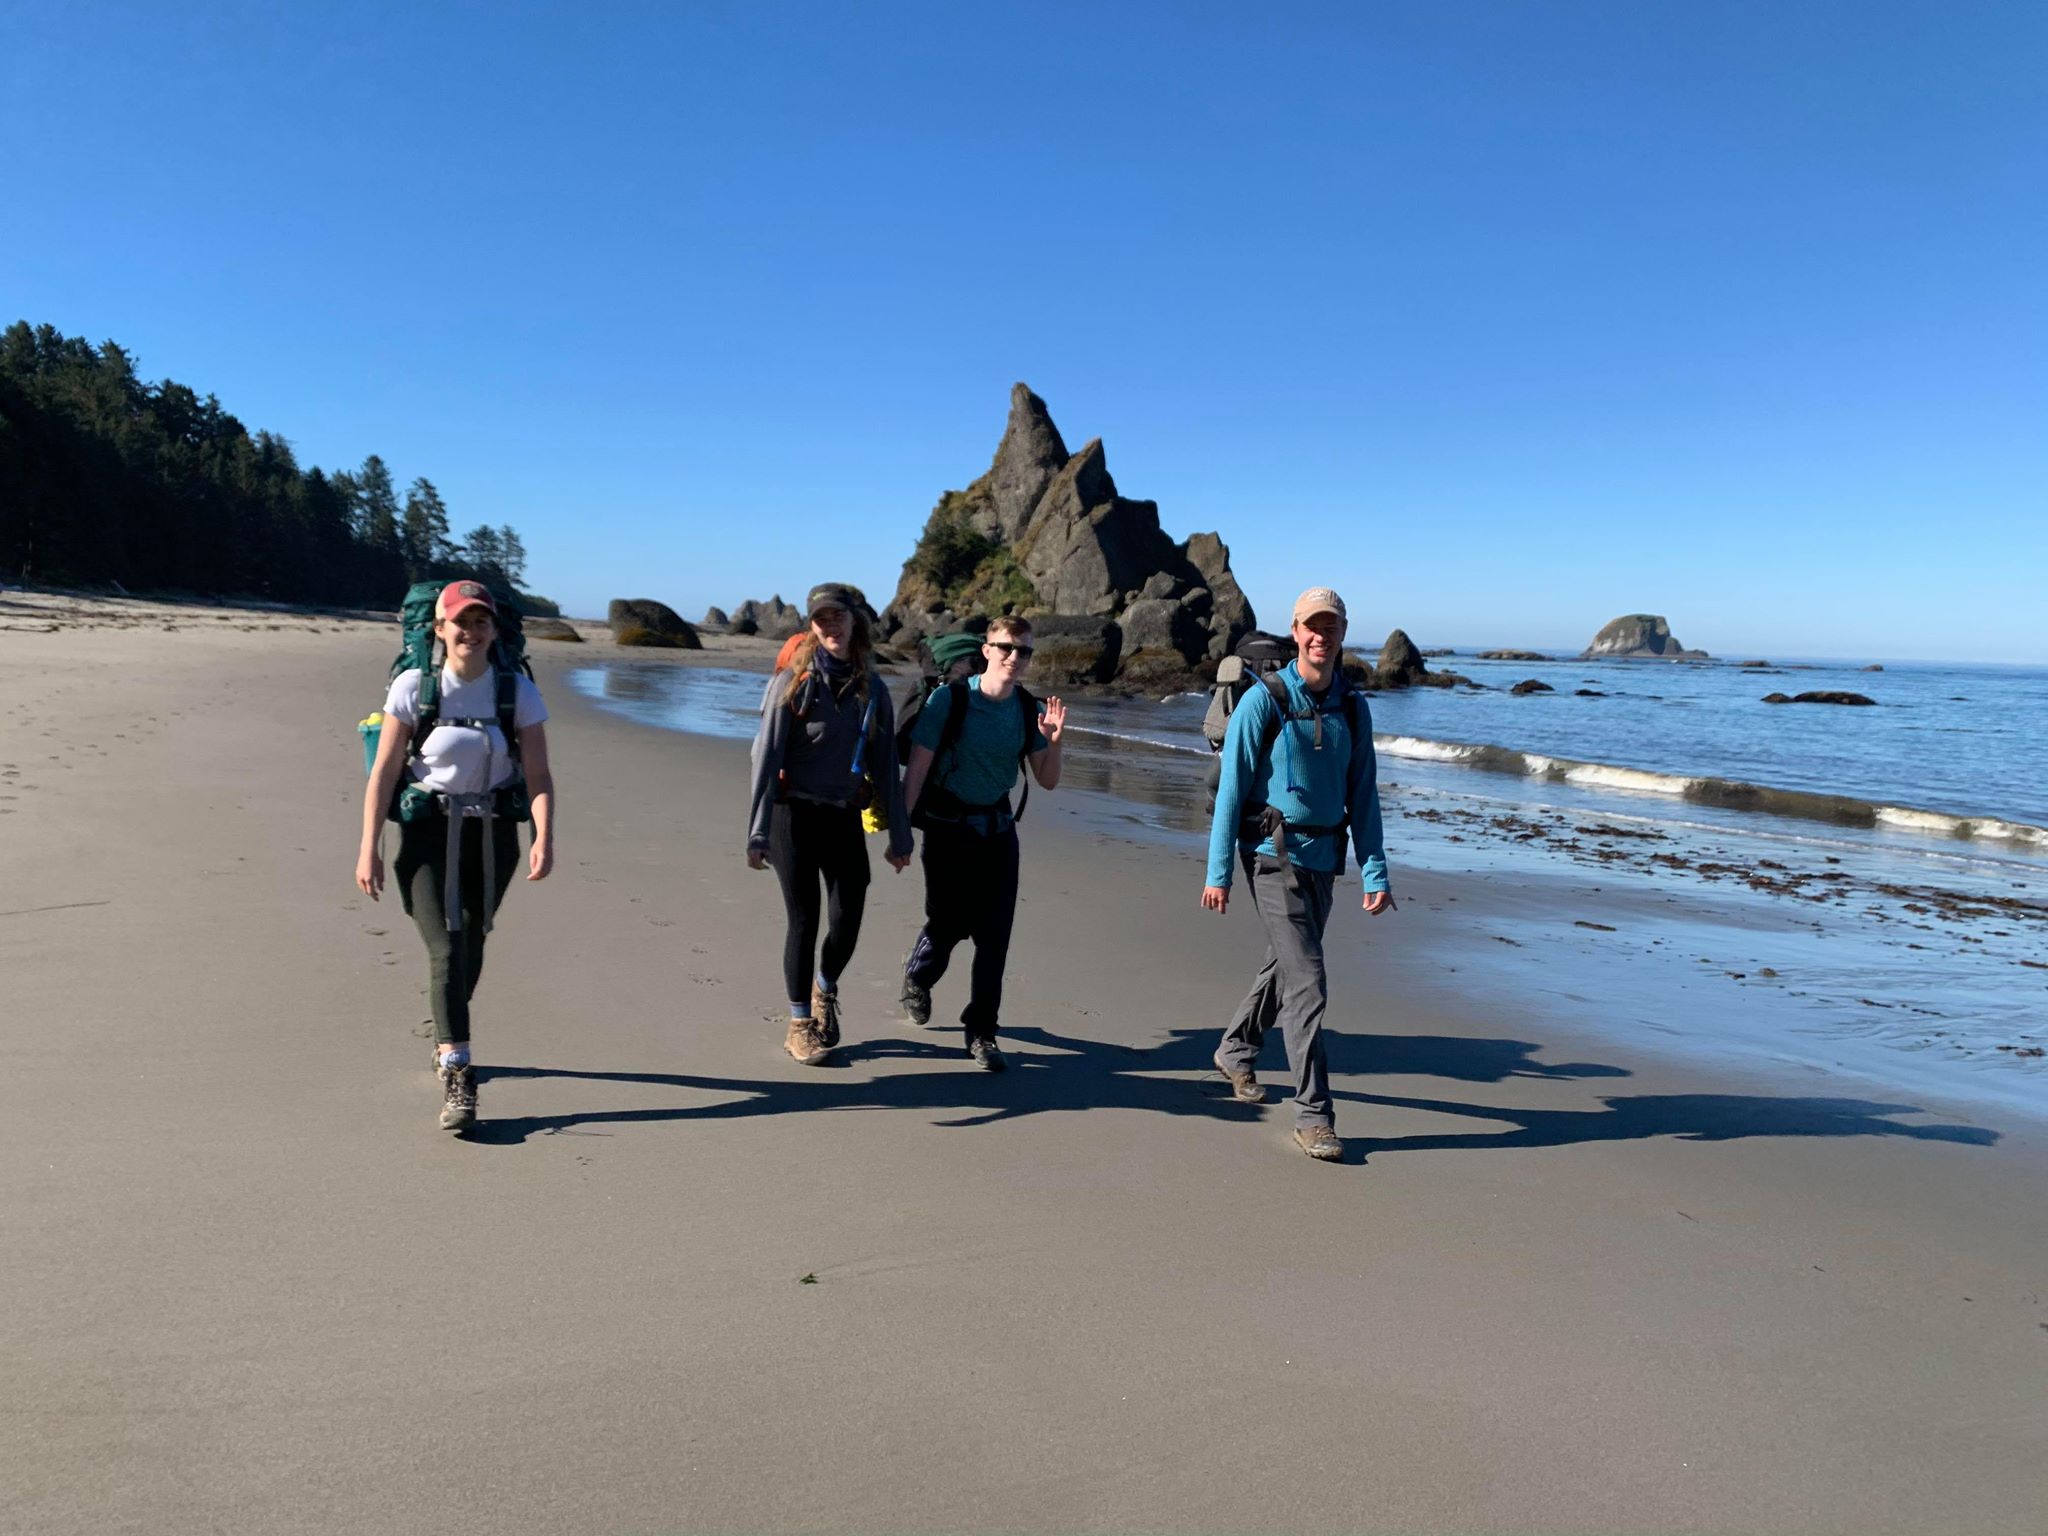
1256, 672, 1292, 761
496, 667, 523, 763
1013, 686, 1040, 823
935, 678, 972, 762
411, 667, 442, 758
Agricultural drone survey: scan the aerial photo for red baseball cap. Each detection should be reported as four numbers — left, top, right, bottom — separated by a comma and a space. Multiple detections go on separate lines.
437, 580, 497, 620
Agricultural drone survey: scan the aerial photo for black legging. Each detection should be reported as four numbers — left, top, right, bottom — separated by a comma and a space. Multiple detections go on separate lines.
766, 799, 871, 1004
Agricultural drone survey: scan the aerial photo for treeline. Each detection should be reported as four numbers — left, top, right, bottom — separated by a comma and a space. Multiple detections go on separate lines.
0, 322, 553, 612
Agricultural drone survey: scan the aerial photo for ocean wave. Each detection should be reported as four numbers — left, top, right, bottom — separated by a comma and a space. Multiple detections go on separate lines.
1375, 735, 2048, 850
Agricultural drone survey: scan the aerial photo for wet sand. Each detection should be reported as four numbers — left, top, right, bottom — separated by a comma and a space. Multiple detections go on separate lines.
4, 592, 2046, 1533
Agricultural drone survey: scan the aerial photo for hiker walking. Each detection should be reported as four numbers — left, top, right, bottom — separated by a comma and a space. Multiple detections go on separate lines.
747, 584, 913, 1065
357, 581, 555, 1132
1201, 587, 1392, 1161
901, 615, 1067, 1071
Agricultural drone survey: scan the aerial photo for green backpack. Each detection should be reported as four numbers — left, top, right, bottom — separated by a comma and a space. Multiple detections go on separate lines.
359, 582, 536, 822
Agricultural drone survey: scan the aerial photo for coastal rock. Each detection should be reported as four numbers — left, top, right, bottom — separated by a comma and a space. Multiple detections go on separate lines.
1510, 678, 1554, 695
1028, 614, 1122, 686
1480, 649, 1551, 661
728, 614, 758, 635
701, 606, 729, 628
1862, 664, 1885, 672
526, 617, 583, 642
1574, 688, 1606, 696
1373, 629, 1429, 689
1763, 690, 1875, 706
878, 385, 1257, 684
1736, 659, 1772, 668
731, 595, 803, 639
1420, 647, 1458, 657
607, 599, 701, 649
1581, 614, 1708, 660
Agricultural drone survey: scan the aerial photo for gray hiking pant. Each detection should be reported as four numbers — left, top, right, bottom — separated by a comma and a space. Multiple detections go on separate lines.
1217, 850, 1336, 1129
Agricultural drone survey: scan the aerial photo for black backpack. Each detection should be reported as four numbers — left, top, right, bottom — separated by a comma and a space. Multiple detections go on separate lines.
1205, 665, 1366, 879
912, 678, 1041, 828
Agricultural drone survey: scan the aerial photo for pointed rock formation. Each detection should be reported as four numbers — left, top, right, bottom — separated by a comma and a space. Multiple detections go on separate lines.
880, 385, 1257, 681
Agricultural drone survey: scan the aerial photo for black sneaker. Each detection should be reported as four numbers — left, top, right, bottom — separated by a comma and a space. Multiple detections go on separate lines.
438, 1062, 477, 1132
967, 1037, 1007, 1073
902, 976, 932, 1027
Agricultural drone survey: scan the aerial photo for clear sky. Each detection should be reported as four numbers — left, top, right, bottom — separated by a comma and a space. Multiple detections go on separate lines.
5, 2, 2042, 661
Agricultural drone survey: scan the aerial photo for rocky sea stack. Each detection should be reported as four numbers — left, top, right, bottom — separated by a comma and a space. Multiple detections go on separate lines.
607, 599, 700, 649
1581, 614, 1708, 660
878, 385, 1256, 688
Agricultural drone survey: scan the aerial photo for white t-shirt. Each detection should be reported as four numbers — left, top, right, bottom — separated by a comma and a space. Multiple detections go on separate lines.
383, 666, 549, 795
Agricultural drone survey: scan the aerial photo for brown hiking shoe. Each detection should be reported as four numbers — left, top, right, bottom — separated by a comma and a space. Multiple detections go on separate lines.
810, 985, 842, 1049
438, 1062, 477, 1132
784, 1015, 830, 1066
1293, 1124, 1342, 1162
1215, 1055, 1265, 1104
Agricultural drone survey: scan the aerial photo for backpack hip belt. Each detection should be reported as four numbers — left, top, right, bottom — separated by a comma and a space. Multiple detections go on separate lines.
1240, 802, 1350, 888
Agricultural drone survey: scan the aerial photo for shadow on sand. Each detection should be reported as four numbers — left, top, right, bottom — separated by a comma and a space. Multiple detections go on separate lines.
464, 1024, 1998, 1157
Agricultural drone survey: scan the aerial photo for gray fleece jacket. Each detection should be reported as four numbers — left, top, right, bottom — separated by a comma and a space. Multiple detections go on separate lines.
747, 667, 913, 859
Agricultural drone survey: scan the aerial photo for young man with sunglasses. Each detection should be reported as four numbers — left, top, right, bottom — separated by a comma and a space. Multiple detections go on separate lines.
900, 616, 1067, 1071
1200, 588, 1394, 1161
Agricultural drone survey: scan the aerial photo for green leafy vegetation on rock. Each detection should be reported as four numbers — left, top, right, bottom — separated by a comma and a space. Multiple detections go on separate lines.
908, 490, 1039, 614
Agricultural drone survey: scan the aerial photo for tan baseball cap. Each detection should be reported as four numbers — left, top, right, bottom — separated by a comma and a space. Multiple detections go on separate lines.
1292, 587, 1347, 624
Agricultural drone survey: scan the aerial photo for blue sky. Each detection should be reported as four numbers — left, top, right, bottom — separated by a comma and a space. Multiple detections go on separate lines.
5, 1, 2042, 660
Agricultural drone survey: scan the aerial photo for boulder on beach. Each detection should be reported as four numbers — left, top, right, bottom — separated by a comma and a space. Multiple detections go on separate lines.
701, 606, 729, 628
1480, 649, 1551, 661
1762, 691, 1875, 706
526, 616, 583, 642
1028, 614, 1123, 686
1581, 614, 1708, 659
1511, 678, 1554, 695
607, 599, 701, 649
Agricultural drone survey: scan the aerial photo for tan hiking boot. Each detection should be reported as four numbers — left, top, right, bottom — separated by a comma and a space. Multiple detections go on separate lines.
810, 985, 841, 1049
784, 1015, 830, 1066
438, 1061, 477, 1132
1215, 1055, 1265, 1104
1293, 1124, 1342, 1162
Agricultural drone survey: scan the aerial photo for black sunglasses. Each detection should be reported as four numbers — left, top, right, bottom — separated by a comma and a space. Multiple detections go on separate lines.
987, 640, 1035, 660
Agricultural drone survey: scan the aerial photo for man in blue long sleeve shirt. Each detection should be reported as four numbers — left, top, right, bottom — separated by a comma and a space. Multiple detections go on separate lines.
1200, 587, 1395, 1161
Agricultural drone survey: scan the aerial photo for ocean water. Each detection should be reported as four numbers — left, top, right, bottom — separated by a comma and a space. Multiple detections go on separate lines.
569, 658, 2047, 1114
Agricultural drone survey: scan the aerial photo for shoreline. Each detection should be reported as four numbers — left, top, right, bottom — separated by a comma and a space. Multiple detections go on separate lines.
570, 656, 2048, 1122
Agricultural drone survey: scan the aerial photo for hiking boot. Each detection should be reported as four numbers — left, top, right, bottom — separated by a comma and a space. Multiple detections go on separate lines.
1293, 1124, 1343, 1162
902, 976, 932, 1027
1215, 1055, 1265, 1104
967, 1037, 1007, 1073
784, 1015, 830, 1066
810, 985, 842, 1049
438, 1062, 477, 1132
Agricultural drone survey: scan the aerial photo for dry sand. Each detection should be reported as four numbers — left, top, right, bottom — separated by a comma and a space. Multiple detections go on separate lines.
4, 592, 2045, 1533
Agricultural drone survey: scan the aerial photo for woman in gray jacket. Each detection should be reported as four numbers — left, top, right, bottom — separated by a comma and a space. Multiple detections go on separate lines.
746, 584, 912, 1063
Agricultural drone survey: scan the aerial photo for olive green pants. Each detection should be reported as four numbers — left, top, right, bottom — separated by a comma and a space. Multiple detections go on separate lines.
396, 814, 521, 1044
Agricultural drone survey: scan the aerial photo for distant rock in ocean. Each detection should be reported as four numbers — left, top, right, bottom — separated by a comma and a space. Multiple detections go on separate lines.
1480, 649, 1550, 661
1862, 664, 1885, 672
1581, 614, 1708, 660
1510, 678, 1554, 695
1371, 628, 1474, 690
877, 384, 1256, 688
1762, 691, 1875, 706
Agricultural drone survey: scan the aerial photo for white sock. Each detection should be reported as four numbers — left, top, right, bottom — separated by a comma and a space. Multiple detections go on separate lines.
439, 1045, 471, 1068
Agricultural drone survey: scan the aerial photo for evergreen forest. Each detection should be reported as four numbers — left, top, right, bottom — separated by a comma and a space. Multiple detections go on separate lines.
0, 322, 552, 612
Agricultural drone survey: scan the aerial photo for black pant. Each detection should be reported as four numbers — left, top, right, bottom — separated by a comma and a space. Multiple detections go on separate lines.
767, 799, 871, 1005
905, 819, 1021, 1042
396, 814, 521, 1045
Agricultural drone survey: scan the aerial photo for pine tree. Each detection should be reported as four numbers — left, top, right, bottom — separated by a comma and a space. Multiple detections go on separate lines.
358, 454, 400, 556
497, 525, 528, 588
401, 477, 452, 577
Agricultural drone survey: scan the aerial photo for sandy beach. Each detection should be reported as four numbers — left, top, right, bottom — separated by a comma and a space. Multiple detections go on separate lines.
4, 592, 2046, 1534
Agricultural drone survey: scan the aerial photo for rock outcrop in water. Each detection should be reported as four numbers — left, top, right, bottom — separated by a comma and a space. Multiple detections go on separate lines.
1582, 614, 1707, 659
1370, 628, 1476, 690
1762, 691, 1875, 706
877, 385, 1257, 685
